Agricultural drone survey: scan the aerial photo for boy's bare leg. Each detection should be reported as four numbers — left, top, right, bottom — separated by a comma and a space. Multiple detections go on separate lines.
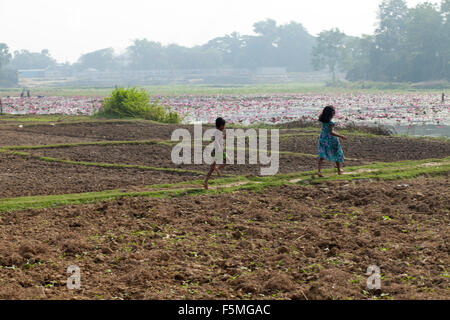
204, 163, 216, 189
215, 163, 226, 177
318, 158, 324, 177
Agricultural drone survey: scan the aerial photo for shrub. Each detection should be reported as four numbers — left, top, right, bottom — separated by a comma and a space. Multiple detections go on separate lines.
96, 87, 181, 123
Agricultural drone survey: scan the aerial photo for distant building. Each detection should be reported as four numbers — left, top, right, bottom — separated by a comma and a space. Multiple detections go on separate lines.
256, 67, 287, 75
18, 69, 47, 78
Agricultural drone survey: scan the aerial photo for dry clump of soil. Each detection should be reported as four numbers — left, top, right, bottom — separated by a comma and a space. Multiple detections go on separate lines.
0, 177, 448, 300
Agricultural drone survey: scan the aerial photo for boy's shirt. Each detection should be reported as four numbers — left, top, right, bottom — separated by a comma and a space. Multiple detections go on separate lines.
214, 129, 225, 153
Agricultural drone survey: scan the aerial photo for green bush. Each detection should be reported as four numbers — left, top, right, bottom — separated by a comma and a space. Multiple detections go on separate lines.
96, 87, 181, 123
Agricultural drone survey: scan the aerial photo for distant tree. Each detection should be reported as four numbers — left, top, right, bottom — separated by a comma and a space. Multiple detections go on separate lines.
183, 47, 223, 69
165, 44, 187, 69
11, 49, 56, 69
205, 20, 315, 71
0, 43, 12, 69
404, 2, 444, 81
253, 19, 279, 41
249, 19, 315, 71
312, 28, 348, 81
376, 0, 409, 49
126, 39, 167, 70
247, 19, 279, 68
276, 21, 315, 71
341, 0, 450, 82
204, 32, 244, 67
75, 48, 118, 71
240, 34, 278, 68
441, 0, 450, 79
0, 44, 17, 86
165, 44, 222, 69
344, 35, 377, 81
373, 0, 409, 81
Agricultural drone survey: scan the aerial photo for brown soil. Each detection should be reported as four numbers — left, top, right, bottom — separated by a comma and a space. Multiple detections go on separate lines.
0, 128, 100, 147
0, 153, 202, 198
2, 121, 194, 142
281, 135, 450, 162
0, 121, 448, 300
0, 177, 448, 300
1, 120, 447, 197
27, 144, 363, 176
5, 121, 448, 162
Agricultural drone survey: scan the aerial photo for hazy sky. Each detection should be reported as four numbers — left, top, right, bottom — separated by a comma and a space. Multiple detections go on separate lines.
1, 0, 425, 63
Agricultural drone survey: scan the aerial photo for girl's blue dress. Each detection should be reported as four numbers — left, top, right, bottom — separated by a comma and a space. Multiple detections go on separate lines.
318, 121, 345, 163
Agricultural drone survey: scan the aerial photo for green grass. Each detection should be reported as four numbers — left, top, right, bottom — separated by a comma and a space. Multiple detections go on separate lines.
1, 83, 325, 97
0, 114, 92, 122
277, 130, 380, 138
1, 139, 170, 150
242, 156, 450, 186
0, 176, 251, 212
1, 82, 446, 97
0, 115, 174, 127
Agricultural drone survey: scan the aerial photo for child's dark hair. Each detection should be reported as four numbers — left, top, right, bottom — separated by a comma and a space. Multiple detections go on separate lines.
319, 106, 336, 123
215, 117, 226, 129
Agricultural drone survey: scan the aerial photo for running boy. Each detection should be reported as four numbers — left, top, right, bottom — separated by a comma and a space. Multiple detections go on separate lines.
204, 117, 227, 189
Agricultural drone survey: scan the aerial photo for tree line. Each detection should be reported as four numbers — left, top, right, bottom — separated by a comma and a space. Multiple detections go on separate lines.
67, 19, 316, 73
313, 0, 450, 83
0, 0, 449, 86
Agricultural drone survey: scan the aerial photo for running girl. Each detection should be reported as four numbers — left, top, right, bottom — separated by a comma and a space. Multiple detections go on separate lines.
318, 106, 347, 177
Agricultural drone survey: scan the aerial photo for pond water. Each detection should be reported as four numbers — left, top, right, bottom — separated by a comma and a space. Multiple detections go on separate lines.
390, 124, 450, 138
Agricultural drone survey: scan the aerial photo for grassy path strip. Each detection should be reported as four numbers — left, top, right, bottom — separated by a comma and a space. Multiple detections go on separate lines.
0, 139, 174, 150
0, 149, 212, 176
0, 115, 92, 123
1, 136, 316, 150
281, 158, 450, 184
0, 176, 252, 212
2, 140, 361, 162
0, 157, 448, 213
279, 131, 380, 138
0, 117, 169, 126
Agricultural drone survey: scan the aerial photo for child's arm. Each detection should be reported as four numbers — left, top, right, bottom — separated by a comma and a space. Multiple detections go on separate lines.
330, 124, 347, 140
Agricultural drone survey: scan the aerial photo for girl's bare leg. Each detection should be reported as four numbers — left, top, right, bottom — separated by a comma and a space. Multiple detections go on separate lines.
318, 159, 324, 177
204, 163, 216, 189
336, 162, 344, 175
